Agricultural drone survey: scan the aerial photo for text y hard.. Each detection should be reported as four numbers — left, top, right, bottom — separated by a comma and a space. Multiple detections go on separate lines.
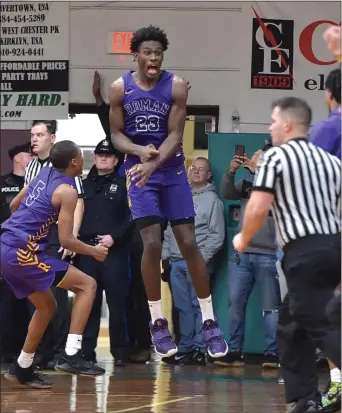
1, 93, 64, 107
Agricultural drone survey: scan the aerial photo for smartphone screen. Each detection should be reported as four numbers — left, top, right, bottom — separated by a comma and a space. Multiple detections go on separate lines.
235, 144, 245, 157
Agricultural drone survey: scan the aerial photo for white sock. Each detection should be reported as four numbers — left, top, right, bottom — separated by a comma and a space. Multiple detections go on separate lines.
17, 350, 35, 368
198, 295, 215, 322
65, 334, 82, 356
331, 368, 341, 383
148, 300, 163, 323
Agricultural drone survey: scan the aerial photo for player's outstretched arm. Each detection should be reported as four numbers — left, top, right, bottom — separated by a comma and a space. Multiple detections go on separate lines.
10, 185, 29, 213
52, 185, 108, 261
152, 76, 188, 168
109, 78, 144, 157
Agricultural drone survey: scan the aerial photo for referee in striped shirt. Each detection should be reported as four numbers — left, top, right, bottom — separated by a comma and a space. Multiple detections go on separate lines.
26, 120, 84, 249
26, 120, 83, 194
25, 120, 85, 369
25, 153, 83, 192
233, 97, 341, 413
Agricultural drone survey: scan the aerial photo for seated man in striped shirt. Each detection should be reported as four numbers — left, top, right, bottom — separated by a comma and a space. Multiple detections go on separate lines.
234, 97, 341, 413
25, 120, 85, 369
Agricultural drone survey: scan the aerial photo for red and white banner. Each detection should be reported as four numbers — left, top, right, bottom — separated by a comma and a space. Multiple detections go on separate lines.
249, 5, 340, 91
239, 2, 340, 125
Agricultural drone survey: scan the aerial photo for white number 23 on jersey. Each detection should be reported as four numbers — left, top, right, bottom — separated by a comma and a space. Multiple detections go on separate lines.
136, 115, 160, 132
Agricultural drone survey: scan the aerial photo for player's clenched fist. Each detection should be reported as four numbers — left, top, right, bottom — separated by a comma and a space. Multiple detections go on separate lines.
93, 244, 108, 262
129, 162, 156, 188
138, 144, 159, 163
233, 233, 248, 253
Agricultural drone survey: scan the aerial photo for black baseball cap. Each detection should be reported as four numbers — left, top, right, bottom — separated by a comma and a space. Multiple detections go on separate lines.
8, 142, 32, 160
94, 139, 116, 155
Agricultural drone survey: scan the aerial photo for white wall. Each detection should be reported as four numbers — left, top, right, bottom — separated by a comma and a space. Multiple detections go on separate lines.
68, 1, 340, 133
69, 3, 242, 132
2, 1, 340, 133
56, 114, 105, 145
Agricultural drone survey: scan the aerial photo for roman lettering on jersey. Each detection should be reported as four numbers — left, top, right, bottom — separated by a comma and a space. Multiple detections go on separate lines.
141, 99, 153, 111
124, 99, 170, 116
122, 70, 184, 168
2, 186, 20, 193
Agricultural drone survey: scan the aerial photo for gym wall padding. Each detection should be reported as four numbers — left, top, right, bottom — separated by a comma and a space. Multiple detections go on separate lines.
208, 133, 270, 354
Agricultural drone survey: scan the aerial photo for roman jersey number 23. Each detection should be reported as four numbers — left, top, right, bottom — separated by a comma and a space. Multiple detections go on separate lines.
135, 115, 160, 132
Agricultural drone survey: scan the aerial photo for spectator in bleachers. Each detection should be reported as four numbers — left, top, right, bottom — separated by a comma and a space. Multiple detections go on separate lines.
218, 149, 280, 369
161, 157, 225, 365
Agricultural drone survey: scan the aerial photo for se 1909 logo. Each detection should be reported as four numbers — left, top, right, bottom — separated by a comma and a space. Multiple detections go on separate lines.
251, 14, 294, 90
250, 7, 339, 90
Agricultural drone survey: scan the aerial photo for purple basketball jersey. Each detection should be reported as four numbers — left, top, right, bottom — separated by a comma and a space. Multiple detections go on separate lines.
122, 70, 184, 169
0, 167, 76, 299
1, 167, 76, 250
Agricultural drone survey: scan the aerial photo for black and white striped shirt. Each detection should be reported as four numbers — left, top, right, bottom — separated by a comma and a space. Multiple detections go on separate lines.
24, 158, 84, 196
253, 137, 341, 248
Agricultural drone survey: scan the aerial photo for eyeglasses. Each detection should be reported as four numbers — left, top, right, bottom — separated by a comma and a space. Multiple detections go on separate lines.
189, 166, 207, 173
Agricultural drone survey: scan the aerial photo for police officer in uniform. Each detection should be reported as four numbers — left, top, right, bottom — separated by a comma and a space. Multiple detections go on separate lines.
0, 142, 32, 223
78, 139, 131, 365
0, 142, 32, 362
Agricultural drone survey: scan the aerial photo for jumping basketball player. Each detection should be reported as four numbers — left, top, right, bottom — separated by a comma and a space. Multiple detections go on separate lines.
1, 141, 107, 388
109, 25, 228, 358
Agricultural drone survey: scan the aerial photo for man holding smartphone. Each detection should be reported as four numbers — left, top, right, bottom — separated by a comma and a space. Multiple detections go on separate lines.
216, 147, 281, 369
234, 144, 246, 158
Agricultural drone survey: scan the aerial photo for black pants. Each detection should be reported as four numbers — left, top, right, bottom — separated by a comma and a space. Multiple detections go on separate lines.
125, 230, 151, 350
78, 245, 130, 361
277, 234, 341, 403
0, 280, 29, 360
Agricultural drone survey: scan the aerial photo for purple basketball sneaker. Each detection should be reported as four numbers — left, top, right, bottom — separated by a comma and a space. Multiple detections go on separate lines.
203, 319, 228, 358
150, 318, 177, 357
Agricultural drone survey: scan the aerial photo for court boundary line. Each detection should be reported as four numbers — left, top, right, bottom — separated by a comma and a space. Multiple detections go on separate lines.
108, 396, 197, 413
0, 392, 160, 397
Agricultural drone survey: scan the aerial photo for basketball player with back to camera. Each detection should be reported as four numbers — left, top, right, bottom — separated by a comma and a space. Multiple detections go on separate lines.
109, 25, 228, 358
0, 141, 107, 389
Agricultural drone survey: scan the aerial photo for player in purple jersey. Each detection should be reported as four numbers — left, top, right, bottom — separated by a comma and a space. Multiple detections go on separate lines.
0, 141, 107, 388
109, 25, 228, 358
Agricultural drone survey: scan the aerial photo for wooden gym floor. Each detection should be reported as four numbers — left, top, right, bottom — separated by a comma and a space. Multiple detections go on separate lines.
0, 351, 330, 413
